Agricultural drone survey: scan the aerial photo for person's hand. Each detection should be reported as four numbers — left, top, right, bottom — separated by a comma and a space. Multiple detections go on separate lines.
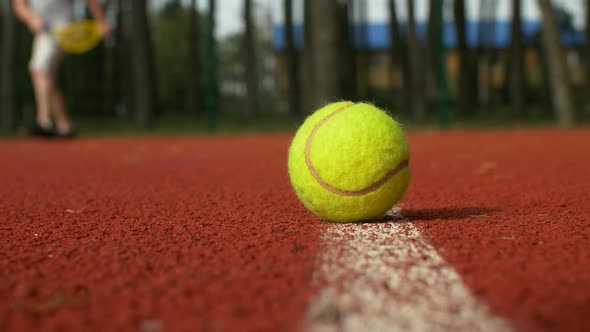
97, 21, 112, 37
28, 16, 45, 34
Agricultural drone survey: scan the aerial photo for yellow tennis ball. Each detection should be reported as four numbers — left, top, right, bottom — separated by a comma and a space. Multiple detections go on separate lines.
288, 101, 410, 223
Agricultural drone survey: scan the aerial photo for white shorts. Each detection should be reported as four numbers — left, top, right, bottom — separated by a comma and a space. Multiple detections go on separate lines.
29, 33, 63, 75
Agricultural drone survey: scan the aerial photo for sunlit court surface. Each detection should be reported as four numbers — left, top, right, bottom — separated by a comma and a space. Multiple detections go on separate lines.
1, 1, 590, 332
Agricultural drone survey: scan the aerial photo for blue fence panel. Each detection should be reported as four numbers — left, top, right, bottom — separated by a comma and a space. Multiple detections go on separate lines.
273, 21, 584, 50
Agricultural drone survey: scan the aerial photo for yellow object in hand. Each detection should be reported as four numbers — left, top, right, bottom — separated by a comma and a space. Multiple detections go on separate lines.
52, 20, 102, 54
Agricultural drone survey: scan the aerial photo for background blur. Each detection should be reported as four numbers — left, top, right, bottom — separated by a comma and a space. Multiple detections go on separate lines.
1, 0, 590, 135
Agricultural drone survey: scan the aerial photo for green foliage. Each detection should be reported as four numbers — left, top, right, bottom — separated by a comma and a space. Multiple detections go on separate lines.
152, 3, 203, 113
217, 4, 278, 115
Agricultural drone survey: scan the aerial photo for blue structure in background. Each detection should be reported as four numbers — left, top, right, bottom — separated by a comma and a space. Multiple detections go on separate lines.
273, 20, 585, 50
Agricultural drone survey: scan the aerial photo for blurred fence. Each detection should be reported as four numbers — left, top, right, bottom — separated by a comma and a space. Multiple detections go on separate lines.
1, 0, 590, 134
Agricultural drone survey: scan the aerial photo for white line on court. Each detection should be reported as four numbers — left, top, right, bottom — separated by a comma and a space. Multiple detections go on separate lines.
306, 208, 513, 332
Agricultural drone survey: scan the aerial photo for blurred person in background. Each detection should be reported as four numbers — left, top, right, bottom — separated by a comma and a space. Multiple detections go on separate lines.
13, 0, 110, 138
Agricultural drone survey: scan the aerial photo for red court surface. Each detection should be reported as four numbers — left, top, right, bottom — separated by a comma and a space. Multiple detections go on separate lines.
1, 129, 589, 331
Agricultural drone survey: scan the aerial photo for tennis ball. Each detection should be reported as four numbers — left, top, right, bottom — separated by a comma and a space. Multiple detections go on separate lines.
288, 101, 410, 223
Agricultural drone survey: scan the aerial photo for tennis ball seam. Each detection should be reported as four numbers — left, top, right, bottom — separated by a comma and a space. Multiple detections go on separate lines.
304, 103, 409, 197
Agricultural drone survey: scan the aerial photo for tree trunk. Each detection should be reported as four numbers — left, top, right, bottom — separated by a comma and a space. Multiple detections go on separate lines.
307, 0, 343, 108
205, 0, 218, 132
538, 0, 575, 127
389, 0, 411, 114
356, 0, 369, 100
585, 0, 590, 116
433, 0, 450, 128
424, 0, 439, 114
407, 0, 426, 123
537, 36, 554, 116
128, 0, 158, 128
0, 0, 18, 131
115, 0, 131, 116
337, 0, 356, 101
478, 0, 499, 112
284, 0, 301, 118
102, 0, 116, 115
302, 0, 315, 113
0, 2, 4, 83
454, 0, 477, 116
509, 0, 526, 117
244, 0, 257, 118
187, 0, 203, 116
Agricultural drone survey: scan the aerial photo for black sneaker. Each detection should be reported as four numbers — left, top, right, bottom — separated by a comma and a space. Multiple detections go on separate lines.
29, 123, 55, 138
54, 129, 77, 140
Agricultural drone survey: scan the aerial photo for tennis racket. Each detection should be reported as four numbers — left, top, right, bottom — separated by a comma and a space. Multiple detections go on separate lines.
48, 20, 103, 54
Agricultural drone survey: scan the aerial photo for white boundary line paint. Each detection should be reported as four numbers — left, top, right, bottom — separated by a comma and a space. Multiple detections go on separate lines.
306, 207, 513, 332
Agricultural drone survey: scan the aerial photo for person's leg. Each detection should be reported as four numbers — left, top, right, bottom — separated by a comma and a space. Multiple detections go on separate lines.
29, 33, 61, 133
30, 33, 75, 136
49, 78, 73, 134
31, 70, 51, 129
